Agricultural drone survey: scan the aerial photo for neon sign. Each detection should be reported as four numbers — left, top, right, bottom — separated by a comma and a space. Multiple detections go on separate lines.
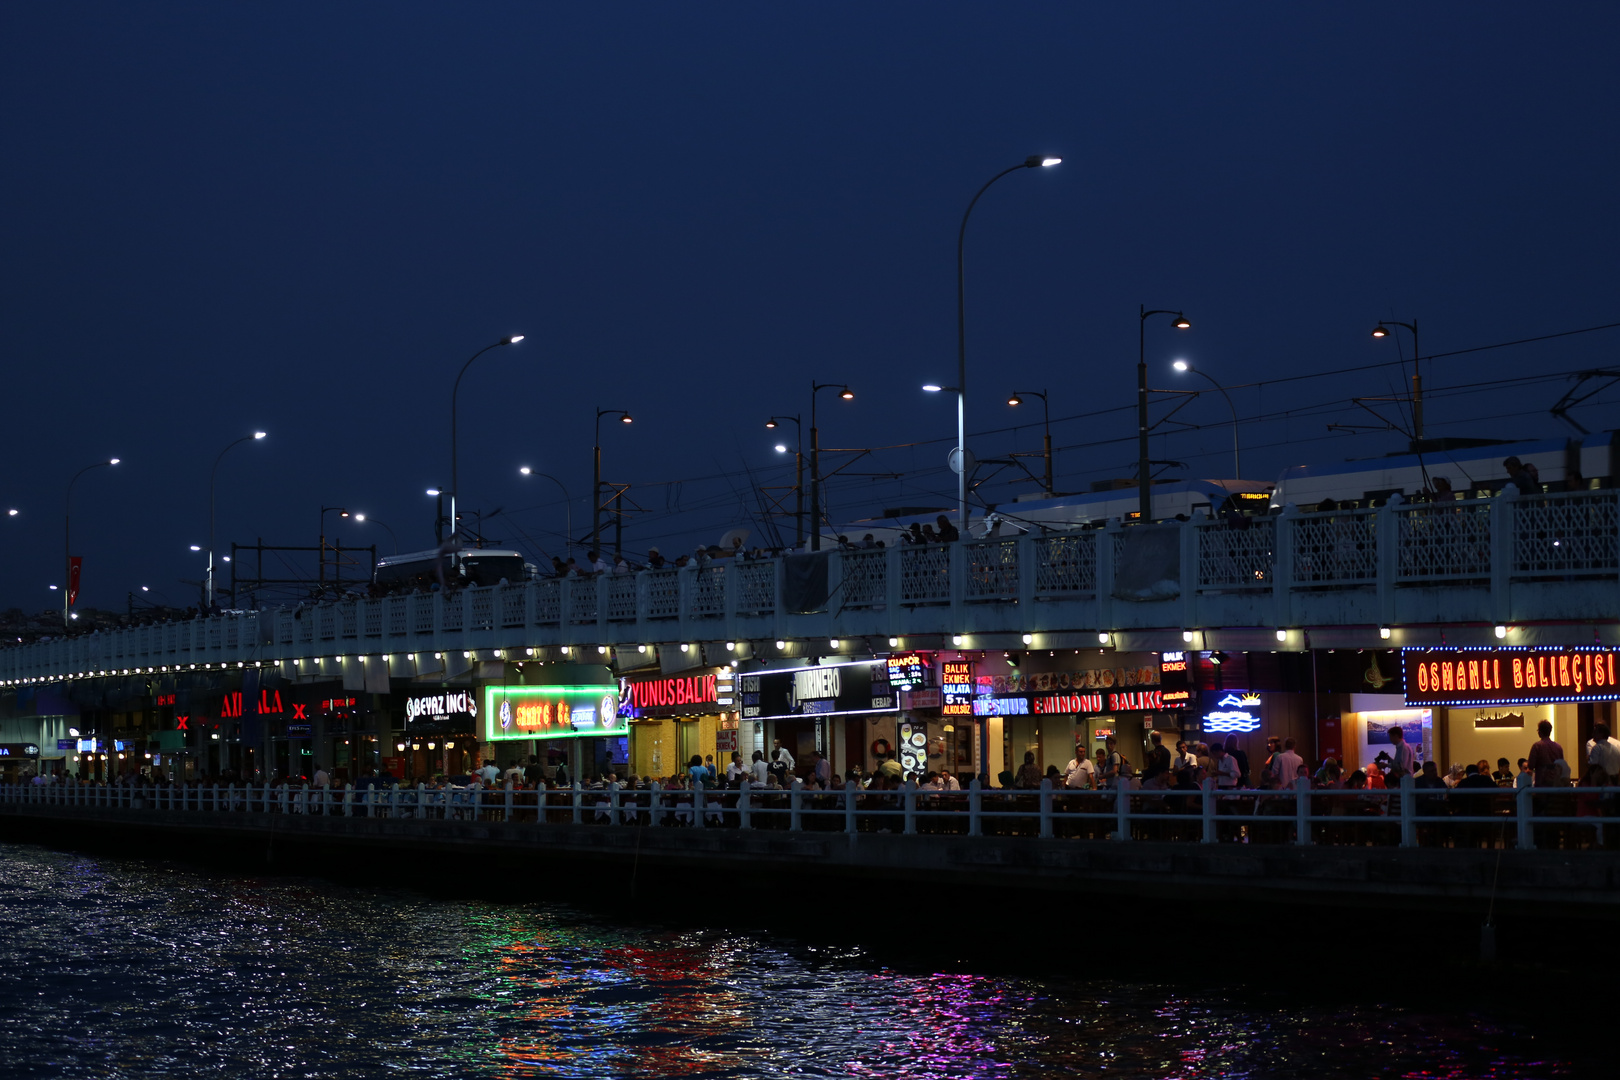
1403, 647, 1620, 706
618, 672, 718, 717
941, 661, 974, 716
1202, 691, 1261, 733
483, 684, 623, 742
886, 654, 928, 690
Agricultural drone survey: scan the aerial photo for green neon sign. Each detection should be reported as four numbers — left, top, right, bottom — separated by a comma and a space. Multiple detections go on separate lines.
482, 684, 623, 742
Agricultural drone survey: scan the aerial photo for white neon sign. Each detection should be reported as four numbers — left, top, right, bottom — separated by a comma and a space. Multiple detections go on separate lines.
1202, 691, 1261, 733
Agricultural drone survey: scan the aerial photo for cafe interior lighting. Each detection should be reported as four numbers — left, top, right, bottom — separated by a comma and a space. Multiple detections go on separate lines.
951, 635, 964, 646
1276, 629, 1289, 642
829, 639, 840, 650
1380, 626, 1392, 639
681, 643, 690, 652
1098, 632, 1111, 645
726, 641, 736, 651
1495, 625, 1508, 639
598, 645, 608, 654
888, 637, 900, 647
1183, 630, 1195, 643
638, 644, 647, 653
1022, 633, 1034, 645
775, 640, 787, 650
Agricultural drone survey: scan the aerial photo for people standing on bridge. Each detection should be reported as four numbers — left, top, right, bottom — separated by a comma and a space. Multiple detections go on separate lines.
1527, 720, 1567, 787
935, 514, 960, 543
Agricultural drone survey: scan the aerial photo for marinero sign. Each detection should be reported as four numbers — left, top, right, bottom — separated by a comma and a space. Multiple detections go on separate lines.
1403, 647, 1620, 706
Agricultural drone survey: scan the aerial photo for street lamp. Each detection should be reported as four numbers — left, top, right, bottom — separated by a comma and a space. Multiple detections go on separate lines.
351, 513, 399, 554
767, 414, 804, 546
1007, 389, 1053, 496
207, 431, 266, 607
64, 457, 120, 628
1171, 360, 1241, 478
517, 468, 574, 557
809, 383, 854, 551
593, 408, 633, 557
1139, 307, 1191, 521
449, 335, 524, 545
955, 154, 1060, 533
1370, 319, 1422, 443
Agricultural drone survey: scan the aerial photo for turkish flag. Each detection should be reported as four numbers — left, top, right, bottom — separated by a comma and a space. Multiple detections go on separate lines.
68, 557, 82, 608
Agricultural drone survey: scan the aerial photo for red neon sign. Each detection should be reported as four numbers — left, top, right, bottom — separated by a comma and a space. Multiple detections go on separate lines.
623, 674, 717, 710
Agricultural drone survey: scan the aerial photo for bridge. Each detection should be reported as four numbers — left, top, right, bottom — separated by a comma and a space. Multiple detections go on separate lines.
3, 487, 1616, 685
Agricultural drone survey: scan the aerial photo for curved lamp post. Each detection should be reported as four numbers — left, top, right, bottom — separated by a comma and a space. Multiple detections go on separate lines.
64, 457, 120, 626
1139, 307, 1191, 520
351, 513, 399, 555
955, 154, 1060, 531
208, 431, 266, 606
1007, 389, 1053, 496
1171, 361, 1240, 478
1371, 319, 1422, 442
518, 467, 574, 556
450, 335, 524, 544
593, 408, 633, 556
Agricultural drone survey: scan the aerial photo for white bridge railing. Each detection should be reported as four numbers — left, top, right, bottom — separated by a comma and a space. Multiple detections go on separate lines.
2, 487, 1615, 683
4, 778, 1615, 853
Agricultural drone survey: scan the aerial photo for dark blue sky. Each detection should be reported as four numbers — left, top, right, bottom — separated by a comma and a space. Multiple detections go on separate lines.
3, 3, 1617, 612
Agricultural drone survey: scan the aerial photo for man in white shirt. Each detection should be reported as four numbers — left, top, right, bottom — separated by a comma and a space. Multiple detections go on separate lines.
725, 752, 745, 783
1271, 737, 1305, 786
1585, 723, 1620, 778
589, 549, 610, 575
478, 761, 501, 784
312, 764, 330, 789
772, 740, 796, 773
749, 750, 770, 786
940, 770, 960, 791
1065, 747, 1096, 789
1211, 745, 1240, 790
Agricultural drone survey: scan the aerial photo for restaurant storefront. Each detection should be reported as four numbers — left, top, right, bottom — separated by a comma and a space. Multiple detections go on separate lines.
740, 659, 898, 779
618, 668, 736, 781
400, 688, 479, 780
1399, 646, 1620, 776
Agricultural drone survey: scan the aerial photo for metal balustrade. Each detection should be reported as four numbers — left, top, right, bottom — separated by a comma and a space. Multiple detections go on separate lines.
1292, 506, 1378, 586
899, 544, 951, 605
965, 540, 1018, 601
1514, 490, 1619, 577
5, 778, 1615, 853
1033, 533, 1096, 597
838, 550, 886, 608
1397, 498, 1493, 582
3, 487, 1618, 683
1197, 517, 1273, 591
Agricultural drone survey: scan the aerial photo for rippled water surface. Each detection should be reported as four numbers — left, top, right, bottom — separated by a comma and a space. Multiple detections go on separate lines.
0, 842, 1589, 1078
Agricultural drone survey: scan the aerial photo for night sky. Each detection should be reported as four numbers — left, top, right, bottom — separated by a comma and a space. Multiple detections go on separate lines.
3, 3, 1617, 615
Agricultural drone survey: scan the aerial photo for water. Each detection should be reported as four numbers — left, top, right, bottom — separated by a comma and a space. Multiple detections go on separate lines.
0, 842, 1590, 1078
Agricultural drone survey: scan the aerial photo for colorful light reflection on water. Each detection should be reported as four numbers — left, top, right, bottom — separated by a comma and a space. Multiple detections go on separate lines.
0, 843, 1587, 1078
